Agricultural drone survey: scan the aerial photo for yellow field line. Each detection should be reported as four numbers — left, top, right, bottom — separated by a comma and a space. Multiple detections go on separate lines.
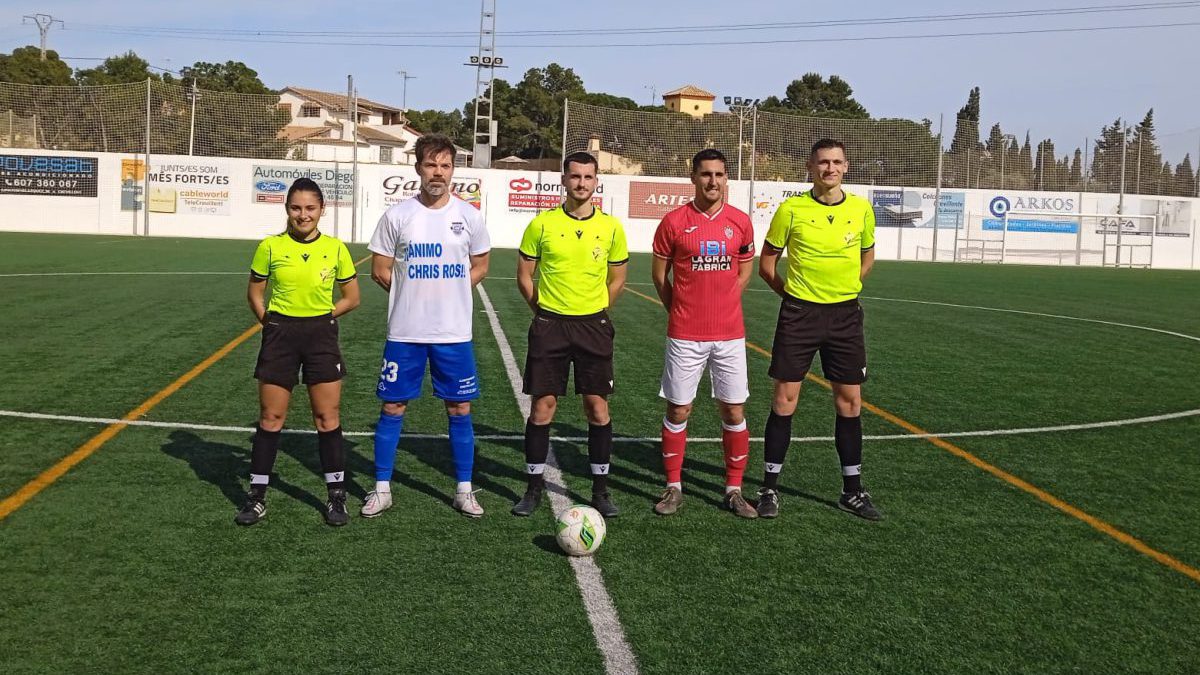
0, 254, 372, 522
626, 285, 1200, 584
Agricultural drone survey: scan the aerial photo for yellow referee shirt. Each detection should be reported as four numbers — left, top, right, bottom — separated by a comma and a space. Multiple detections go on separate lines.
519, 205, 629, 315
765, 190, 875, 304
250, 232, 357, 317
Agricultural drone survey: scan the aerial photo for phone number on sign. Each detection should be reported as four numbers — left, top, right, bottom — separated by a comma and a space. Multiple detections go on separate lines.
3, 178, 81, 189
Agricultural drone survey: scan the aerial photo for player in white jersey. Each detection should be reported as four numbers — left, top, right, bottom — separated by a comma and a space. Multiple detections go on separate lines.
363, 134, 491, 518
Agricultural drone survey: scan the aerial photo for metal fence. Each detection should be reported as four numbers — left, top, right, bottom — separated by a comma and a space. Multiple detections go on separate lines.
563, 100, 1200, 198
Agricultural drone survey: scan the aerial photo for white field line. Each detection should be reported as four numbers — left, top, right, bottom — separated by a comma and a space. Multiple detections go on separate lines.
475, 284, 639, 675
9, 270, 1200, 345
488, 275, 1200, 344
1, 408, 1196, 443
859, 295, 1200, 344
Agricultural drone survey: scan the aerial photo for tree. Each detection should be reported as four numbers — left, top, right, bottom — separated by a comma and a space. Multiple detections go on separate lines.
1175, 154, 1195, 197
75, 51, 160, 85
179, 61, 272, 94
0, 46, 72, 85
1069, 148, 1083, 188
759, 73, 869, 119
405, 108, 468, 147
949, 86, 981, 154
944, 86, 982, 187
0, 46, 74, 149
1034, 139, 1052, 190
1015, 132, 1034, 188
1128, 108, 1162, 194
1157, 160, 1173, 196
1091, 118, 1127, 193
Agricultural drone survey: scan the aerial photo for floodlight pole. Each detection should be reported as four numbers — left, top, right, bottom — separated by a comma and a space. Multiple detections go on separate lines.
467, 0, 504, 168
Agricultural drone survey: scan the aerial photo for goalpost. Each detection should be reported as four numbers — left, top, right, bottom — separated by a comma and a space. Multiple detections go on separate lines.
998, 211, 1157, 267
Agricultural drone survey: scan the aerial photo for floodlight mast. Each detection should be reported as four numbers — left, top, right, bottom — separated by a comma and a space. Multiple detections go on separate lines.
466, 0, 506, 168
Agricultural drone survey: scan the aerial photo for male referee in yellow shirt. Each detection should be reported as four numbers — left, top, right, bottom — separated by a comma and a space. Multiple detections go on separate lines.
756, 138, 881, 521
513, 151, 629, 517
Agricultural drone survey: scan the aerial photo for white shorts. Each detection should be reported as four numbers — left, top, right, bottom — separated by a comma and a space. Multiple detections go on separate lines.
659, 337, 749, 405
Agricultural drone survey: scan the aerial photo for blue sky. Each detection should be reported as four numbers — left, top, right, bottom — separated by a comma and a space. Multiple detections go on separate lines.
4, 0, 1200, 162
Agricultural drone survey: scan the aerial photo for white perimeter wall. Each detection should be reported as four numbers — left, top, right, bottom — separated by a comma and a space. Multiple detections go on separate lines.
2, 148, 1197, 270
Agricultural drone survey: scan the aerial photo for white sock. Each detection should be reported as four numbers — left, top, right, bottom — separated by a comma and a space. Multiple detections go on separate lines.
667, 481, 682, 491
375, 480, 391, 494
456, 481, 472, 494
725, 485, 741, 494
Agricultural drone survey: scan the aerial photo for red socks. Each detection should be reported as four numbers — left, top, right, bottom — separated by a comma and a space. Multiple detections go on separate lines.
722, 420, 750, 489
661, 417, 687, 484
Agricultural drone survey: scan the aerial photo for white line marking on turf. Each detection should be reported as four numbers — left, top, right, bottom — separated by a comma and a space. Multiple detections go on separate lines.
859, 295, 1200, 344
1, 408, 1196, 443
490, 276, 1200, 344
476, 284, 640, 675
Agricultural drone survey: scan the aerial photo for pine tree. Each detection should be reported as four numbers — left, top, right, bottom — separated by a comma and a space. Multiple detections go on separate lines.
946, 86, 982, 188
1175, 154, 1195, 197
1127, 109, 1162, 195
1158, 161, 1173, 196
1016, 132, 1034, 188
950, 86, 981, 153
1091, 118, 1126, 193
1070, 148, 1083, 189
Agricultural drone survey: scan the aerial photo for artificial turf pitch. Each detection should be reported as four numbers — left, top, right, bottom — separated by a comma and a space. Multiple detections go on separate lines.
0, 231, 1197, 674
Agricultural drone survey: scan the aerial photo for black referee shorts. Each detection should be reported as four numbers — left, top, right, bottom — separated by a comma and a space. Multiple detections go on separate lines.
254, 312, 346, 390
768, 295, 867, 385
523, 309, 615, 397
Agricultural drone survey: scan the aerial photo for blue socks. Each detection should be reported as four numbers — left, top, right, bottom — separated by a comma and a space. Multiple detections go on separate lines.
375, 411, 474, 485
448, 413, 476, 483
373, 412, 405, 482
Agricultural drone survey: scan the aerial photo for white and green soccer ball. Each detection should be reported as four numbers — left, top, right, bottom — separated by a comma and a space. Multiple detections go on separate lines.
555, 504, 606, 556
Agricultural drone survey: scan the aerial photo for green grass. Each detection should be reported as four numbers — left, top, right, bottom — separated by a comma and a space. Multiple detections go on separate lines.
0, 231, 1198, 674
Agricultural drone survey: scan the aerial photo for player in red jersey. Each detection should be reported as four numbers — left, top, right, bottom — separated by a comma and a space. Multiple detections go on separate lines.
650, 148, 757, 518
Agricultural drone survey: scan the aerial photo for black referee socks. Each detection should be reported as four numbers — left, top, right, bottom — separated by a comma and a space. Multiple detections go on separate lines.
524, 420, 551, 489
763, 411, 794, 490
835, 415, 864, 493
317, 427, 346, 491
588, 422, 613, 493
249, 424, 282, 493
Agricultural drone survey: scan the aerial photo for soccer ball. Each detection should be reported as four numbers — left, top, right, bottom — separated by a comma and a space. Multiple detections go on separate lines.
555, 504, 606, 556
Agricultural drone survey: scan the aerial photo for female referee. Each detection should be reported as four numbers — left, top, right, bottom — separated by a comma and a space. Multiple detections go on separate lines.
237, 177, 361, 527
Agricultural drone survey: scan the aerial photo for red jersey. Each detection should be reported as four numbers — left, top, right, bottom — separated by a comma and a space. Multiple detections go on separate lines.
652, 202, 755, 341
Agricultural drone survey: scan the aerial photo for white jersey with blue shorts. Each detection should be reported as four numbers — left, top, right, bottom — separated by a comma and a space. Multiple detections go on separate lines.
368, 196, 491, 401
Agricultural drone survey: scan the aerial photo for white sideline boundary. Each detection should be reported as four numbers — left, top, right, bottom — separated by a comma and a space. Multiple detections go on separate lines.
475, 284, 639, 675
2, 408, 1196, 444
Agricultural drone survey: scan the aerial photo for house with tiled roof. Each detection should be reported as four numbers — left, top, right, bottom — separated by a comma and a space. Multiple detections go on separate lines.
276, 86, 471, 165
662, 84, 716, 118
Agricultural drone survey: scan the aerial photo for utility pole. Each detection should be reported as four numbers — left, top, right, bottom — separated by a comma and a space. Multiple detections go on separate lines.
643, 84, 657, 107
23, 14, 64, 60
465, 0, 505, 168
397, 70, 417, 115
187, 79, 200, 156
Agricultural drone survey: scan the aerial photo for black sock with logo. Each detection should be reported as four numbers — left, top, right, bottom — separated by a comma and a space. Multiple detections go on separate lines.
524, 420, 550, 490
763, 412, 794, 490
317, 427, 346, 491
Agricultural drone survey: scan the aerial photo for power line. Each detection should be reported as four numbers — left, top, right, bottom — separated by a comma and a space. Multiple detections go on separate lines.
61, 1, 1200, 39
49, 19, 1200, 49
